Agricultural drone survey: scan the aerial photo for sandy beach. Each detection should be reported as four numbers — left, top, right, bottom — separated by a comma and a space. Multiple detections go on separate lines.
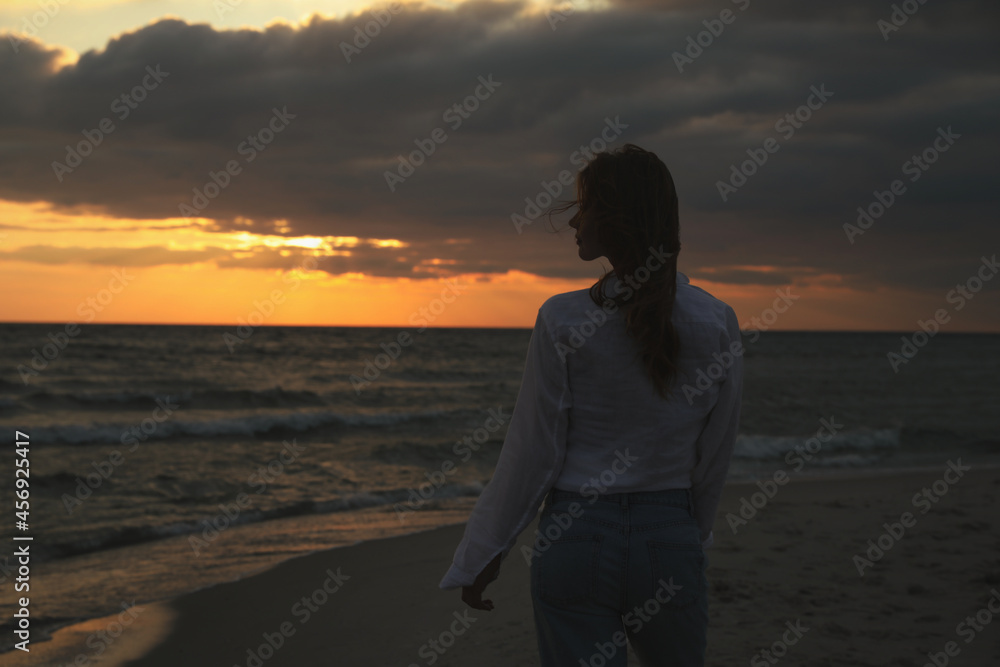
9, 464, 1000, 667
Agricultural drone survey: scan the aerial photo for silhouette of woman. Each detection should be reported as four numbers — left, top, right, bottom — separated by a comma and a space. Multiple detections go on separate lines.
440, 143, 743, 666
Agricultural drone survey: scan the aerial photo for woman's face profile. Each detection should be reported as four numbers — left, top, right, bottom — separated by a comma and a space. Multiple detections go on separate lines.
569, 205, 605, 262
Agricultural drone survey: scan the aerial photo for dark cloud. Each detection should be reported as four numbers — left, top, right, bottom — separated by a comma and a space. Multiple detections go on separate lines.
0, 0, 997, 289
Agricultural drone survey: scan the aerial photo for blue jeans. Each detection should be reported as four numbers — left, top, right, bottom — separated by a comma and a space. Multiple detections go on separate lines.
529, 487, 708, 667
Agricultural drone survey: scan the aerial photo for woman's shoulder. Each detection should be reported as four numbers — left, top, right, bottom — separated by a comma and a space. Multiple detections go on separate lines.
541, 287, 592, 311
675, 275, 737, 327
537, 288, 608, 326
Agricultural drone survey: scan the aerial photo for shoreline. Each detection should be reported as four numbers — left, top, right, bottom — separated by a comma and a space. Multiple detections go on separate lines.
0, 497, 481, 656
9, 463, 1000, 666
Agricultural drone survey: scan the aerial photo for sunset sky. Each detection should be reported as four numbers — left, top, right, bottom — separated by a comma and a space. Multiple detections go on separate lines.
1, 0, 997, 329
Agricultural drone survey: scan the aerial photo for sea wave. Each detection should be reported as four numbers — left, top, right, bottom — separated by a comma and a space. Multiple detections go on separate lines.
733, 427, 900, 461
25, 407, 461, 445
14, 385, 331, 410
34, 483, 485, 563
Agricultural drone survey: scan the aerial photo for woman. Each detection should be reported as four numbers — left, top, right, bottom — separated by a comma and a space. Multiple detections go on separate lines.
439, 143, 743, 666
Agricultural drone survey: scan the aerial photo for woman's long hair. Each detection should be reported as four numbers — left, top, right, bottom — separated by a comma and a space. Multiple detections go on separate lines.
546, 143, 682, 400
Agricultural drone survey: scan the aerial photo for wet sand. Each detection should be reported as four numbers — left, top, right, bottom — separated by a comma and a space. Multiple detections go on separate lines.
9, 464, 1000, 667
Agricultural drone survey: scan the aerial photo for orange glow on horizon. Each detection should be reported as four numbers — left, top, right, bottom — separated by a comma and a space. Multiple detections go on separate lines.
2, 200, 997, 332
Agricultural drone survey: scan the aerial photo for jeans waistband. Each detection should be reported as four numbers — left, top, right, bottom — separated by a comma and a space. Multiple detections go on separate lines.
546, 486, 692, 511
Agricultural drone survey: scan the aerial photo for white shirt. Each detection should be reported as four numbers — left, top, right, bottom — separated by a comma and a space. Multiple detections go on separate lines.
439, 271, 743, 590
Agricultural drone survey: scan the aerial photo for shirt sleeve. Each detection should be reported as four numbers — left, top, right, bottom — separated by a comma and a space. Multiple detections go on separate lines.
439, 306, 571, 590
689, 305, 744, 548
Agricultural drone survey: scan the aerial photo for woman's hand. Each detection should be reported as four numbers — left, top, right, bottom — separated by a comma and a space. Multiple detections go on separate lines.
461, 552, 502, 611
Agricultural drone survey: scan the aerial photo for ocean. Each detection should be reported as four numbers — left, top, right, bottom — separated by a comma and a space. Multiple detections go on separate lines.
1, 323, 998, 653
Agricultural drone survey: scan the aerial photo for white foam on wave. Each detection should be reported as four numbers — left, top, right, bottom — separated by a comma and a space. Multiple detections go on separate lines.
733, 427, 900, 461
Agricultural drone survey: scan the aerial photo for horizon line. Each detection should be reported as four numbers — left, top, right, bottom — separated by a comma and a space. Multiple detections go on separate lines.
1, 320, 998, 334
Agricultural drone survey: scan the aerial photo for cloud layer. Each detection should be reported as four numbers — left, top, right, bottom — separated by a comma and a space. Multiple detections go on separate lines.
1, 0, 998, 291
